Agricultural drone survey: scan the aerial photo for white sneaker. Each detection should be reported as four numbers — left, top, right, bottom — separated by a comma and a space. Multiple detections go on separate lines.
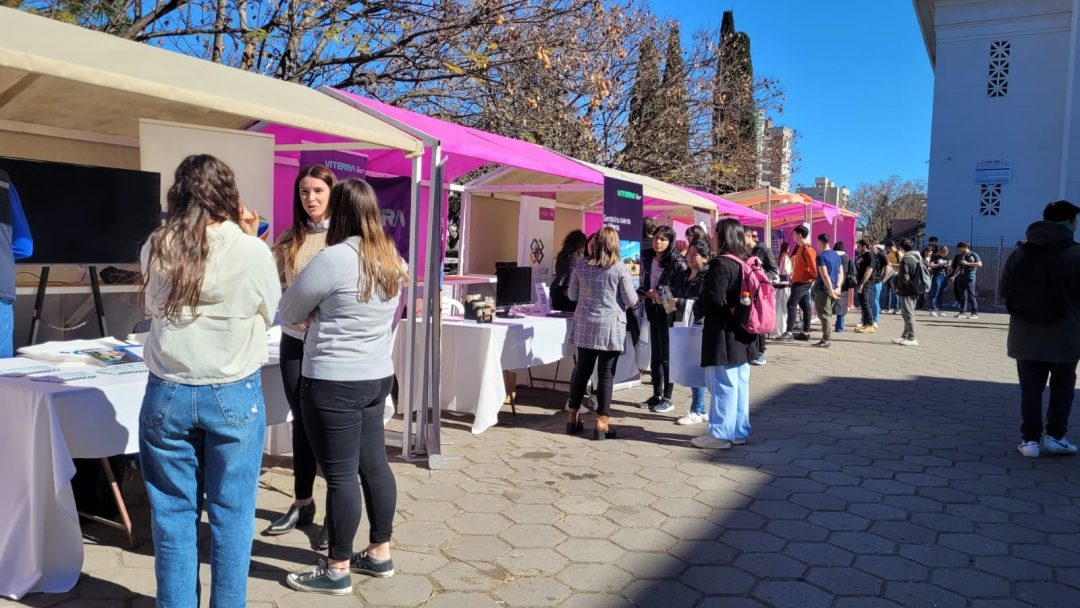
969, 314, 979, 320
955, 313, 968, 319
691, 435, 732, 449
1018, 441, 1041, 458
899, 339, 919, 347
676, 412, 706, 425
873, 323, 879, 329
891, 337, 904, 344
1043, 436, 1079, 455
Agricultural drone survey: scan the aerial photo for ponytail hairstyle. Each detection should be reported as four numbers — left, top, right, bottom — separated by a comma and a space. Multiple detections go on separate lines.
274, 164, 336, 275
143, 154, 241, 323
326, 179, 407, 301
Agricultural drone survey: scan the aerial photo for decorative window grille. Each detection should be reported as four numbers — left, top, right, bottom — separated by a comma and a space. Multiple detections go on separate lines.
987, 40, 1011, 98
980, 184, 1002, 216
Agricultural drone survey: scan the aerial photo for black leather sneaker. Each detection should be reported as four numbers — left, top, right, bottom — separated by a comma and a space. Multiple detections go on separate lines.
350, 552, 395, 578
286, 564, 353, 595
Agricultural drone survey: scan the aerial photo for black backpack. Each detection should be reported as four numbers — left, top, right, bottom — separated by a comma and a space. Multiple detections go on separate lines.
1005, 241, 1078, 324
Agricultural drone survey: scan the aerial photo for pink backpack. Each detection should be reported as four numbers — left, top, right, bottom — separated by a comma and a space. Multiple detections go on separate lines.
721, 254, 777, 335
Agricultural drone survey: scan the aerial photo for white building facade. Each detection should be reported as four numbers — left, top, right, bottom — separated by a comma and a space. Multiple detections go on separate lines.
915, 0, 1080, 245
797, 177, 850, 208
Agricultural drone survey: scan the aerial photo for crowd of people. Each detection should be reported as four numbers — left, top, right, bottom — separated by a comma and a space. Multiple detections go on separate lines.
106, 151, 1079, 604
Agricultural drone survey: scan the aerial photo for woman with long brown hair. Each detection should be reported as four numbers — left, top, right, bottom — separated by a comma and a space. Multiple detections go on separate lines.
279, 179, 406, 595
264, 164, 335, 546
565, 226, 639, 440
139, 154, 281, 607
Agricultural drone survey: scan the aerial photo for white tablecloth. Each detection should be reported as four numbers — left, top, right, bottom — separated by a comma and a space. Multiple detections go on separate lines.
394, 315, 572, 434
0, 357, 290, 600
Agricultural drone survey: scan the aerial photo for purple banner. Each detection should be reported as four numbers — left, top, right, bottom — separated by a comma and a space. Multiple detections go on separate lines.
603, 177, 644, 278
298, 150, 367, 180
367, 175, 412, 261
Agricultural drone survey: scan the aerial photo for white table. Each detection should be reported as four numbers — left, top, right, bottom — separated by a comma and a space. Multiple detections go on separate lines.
0, 357, 290, 600
394, 314, 573, 434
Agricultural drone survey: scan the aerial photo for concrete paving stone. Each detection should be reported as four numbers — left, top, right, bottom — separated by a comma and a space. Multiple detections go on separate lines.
669, 539, 738, 565
827, 486, 885, 504
706, 509, 766, 530
967, 601, 1043, 608
1013, 543, 1080, 567
642, 481, 699, 499
733, 553, 807, 579
951, 480, 1011, 497
502, 487, 561, 504
555, 514, 619, 539
847, 502, 909, 521
746, 499, 809, 520
908, 512, 976, 533
406, 483, 465, 501
609, 528, 678, 552
783, 542, 855, 567
806, 566, 883, 596
556, 538, 626, 563
883, 582, 968, 608
447, 511, 512, 535
452, 493, 513, 513
495, 547, 567, 577
870, 521, 938, 544
734, 483, 792, 501
602, 488, 657, 507
764, 520, 830, 542
390, 549, 450, 575
616, 551, 687, 579
557, 563, 633, 593
788, 492, 848, 511
808, 471, 862, 486
274, 588, 363, 606
392, 521, 457, 548
398, 500, 458, 523
976, 522, 1046, 544
944, 502, 1011, 522
938, 533, 1010, 555
930, 567, 1012, 598
720, 529, 787, 552
498, 524, 567, 548
652, 498, 712, 518
81, 545, 122, 573
827, 531, 897, 555
554, 494, 612, 516
974, 555, 1052, 580
606, 505, 668, 528
679, 565, 756, 595
495, 577, 572, 607
556, 593, 633, 608
843, 466, 897, 479
832, 598, 904, 608
424, 592, 505, 608
807, 511, 871, 531
595, 474, 650, 490
504, 504, 563, 525
1055, 567, 1080, 589
852, 555, 929, 581
752, 580, 835, 608
1012, 488, 1073, 507
430, 561, 504, 592
898, 543, 975, 568
618, 579, 701, 608
444, 535, 512, 562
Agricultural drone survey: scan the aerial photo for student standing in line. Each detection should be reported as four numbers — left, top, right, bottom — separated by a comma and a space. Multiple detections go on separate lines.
833, 242, 857, 333
951, 241, 983, 319
854, 239, 879, 334
565, 227, 639, 440
771, 242, 792, 339
280, 179, 406, 595
881, 240, 902, 314
264, 165, 336, 548
811, 234, 843, 348
674, 238, 711, 426
780, 225, 817, 342
1002, 201, 1080, 458
893, 239, 925, 347
139, 155, 281, 608
927, 245, 951, 316
639, 225, 688, 413
692, 219, 759, 449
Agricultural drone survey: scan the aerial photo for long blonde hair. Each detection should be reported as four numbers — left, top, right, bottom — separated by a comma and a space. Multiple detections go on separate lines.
588, 227, 622, 268
325, 179, 406, 300
142, 154, 240, 322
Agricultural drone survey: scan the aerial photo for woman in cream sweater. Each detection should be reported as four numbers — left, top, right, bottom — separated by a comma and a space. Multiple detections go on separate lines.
264, 164, 336, 547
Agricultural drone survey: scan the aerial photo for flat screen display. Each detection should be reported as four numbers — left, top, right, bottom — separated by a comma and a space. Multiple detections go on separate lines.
496, 265, 534, 307
0, 156, 161, 265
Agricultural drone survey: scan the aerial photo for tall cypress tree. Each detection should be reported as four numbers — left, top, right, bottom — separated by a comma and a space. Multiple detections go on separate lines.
661, 22, 690, 174
624, 37, 662, 175
710, 11, 756, 191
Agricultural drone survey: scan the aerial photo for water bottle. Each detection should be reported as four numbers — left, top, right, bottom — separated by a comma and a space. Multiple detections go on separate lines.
740, 291, 752, 306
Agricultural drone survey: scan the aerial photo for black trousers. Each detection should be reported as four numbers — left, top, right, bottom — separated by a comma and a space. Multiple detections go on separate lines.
301, 375, 397, 561
279, 334, 318, 500
1018, 360, 1078, 442
956, 277, 978, 314
647, 306, 674, 399
858, 287, 874, 326
568, 348, 620, 416
787, 283, 813, 333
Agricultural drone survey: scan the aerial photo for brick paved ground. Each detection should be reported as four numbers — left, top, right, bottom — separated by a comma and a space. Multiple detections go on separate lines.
9, 310, 1080, 607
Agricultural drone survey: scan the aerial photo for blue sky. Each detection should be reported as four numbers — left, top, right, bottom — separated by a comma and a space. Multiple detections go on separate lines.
648, 0, 934, 191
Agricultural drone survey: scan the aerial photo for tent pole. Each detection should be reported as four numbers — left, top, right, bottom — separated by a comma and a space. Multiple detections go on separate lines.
460, 191, 472, 276
402, 154, 422, 460
425, 145, 445, 469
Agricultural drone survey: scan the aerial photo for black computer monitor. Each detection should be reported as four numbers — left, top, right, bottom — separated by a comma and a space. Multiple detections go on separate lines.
495, 265, 533, 318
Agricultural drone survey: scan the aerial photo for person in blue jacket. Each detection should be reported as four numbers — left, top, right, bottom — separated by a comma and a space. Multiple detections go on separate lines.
0, 169, 33, 358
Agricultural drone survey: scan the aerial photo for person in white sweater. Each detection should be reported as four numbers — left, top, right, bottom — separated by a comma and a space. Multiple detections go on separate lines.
138, 154, 281, 608
264, 164, 335, 547
279, 178, 406, 595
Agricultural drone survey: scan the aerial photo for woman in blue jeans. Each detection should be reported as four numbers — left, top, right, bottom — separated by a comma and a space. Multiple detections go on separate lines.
279, 179, 406, 595
139, 155, 282, 607
691, 219, 759, 449
675, 238, 711, 426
